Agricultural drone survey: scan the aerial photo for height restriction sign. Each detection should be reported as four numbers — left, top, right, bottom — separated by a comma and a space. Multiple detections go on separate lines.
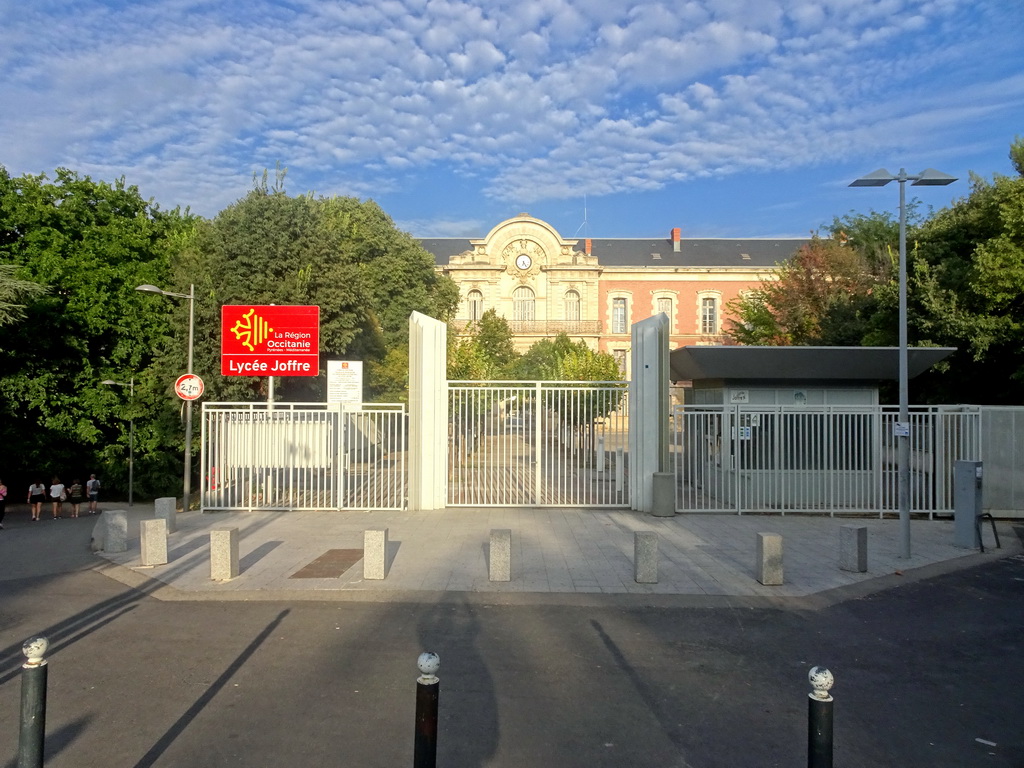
221, 305, 320, 376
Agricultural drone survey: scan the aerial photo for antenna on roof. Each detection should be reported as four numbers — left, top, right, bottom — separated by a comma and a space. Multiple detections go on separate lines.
573, 194, 588, 238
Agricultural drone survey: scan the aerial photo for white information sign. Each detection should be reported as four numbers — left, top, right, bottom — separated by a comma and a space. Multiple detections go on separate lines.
893, 421, 911, 437
327, 360, 363, 406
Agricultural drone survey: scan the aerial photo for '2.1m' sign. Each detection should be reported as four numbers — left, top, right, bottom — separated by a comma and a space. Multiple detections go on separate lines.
221, 305, 320, 376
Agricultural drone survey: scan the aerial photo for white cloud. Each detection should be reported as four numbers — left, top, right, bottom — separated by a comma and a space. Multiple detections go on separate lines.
0, 0, 1014, 226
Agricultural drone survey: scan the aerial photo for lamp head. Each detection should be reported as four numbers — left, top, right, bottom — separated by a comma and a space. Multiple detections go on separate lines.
849, 168, 895, 187
136, 284, 165, 295
911, 168, 957, 186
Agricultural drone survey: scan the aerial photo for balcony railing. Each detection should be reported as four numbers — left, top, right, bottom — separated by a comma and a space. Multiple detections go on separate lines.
452, 319, 602, 335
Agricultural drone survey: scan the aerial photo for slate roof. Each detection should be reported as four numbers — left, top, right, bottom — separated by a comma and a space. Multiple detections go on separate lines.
419, 237, 807, 268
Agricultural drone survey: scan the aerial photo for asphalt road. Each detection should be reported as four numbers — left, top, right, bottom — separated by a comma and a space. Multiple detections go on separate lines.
1, 517, 1022, 767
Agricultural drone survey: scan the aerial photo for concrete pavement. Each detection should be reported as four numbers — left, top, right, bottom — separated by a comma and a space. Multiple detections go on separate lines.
58, 501, 1021, 602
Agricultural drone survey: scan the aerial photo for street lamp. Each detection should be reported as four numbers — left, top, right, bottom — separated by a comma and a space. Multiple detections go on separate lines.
137, 283, 196, 511
850, 168, 956, 558
101, 378, 134, 506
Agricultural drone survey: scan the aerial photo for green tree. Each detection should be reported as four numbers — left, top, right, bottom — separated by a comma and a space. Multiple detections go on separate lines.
447, 309, 519, 380
178, 180, 458, 404
0, 166, 193, 494
726, 235, 878, 346
907, 140, 1024, 402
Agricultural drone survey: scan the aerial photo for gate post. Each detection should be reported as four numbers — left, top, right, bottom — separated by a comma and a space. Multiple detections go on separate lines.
408, 312, 448, 511
629, 314, 670, 512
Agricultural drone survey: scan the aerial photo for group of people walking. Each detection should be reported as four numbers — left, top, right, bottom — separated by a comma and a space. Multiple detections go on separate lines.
23, 474, 100, 521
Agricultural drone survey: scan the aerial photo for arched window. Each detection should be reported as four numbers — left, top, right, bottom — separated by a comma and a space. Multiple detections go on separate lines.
564, 290, 580, 321
656, 296, 672, 318
467, 289, 483, 321
513, 286, 535, 322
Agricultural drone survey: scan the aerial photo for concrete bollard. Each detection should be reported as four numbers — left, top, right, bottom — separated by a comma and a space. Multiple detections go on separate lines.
650, 472, 675, 517
634, 531, 658, 583
807, 666, 834, 768
104, 510, 129, 553
414, 652, 440, 768
154, 496, 177, 533
839, 525, 868, 573
489, 529, 512, 581
210, 528, 239, 581
364, 528, 389, 580
140, 519, 168, 566
18, 636, 48, 768
757, 532, 783, 585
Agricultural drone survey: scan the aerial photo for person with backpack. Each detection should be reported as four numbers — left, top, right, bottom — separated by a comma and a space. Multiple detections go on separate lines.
86, 474, 101, 515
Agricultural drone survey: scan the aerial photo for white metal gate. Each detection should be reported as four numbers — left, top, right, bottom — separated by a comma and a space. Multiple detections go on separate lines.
672, 404, 981, 515
447, 381, 629, 507
201, 402, 407, 511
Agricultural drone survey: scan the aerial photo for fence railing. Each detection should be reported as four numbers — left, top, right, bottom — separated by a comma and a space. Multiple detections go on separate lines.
672, 404, 981, 516
200, 402, 407, 511
447, 381, 629, 507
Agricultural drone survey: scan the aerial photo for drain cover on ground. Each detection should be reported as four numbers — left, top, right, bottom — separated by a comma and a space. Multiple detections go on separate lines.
289, 549, 364, 579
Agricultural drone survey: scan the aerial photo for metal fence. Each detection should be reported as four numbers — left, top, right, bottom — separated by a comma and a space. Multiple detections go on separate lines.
672, 404, 981, 516
447, 381, 629, 507
201, 402, 407, 511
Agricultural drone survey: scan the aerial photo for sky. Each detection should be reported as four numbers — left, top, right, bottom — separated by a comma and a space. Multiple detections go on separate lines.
2, 0, 1022, 239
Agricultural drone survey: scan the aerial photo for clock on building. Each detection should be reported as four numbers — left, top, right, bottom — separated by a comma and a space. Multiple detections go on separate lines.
515, 253, 532, 270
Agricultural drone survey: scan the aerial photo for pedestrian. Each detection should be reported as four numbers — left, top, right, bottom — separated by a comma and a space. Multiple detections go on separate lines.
27, 479, 46, 521
0, 477, 7, 529
86, 473, 101, 515
68, 478, 85, 518
49, 475, 65, 519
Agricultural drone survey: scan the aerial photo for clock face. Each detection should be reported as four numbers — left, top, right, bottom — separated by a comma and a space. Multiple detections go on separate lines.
516, 253, 532, 270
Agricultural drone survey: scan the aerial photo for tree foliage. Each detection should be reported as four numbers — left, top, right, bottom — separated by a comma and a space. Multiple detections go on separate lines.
0, 166, 193, 494
726, 138, 1024, 404
174, 180, 459, 403
726, 235, 879, 345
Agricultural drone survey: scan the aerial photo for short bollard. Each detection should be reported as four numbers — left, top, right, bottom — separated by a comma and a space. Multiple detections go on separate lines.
414, 652, 440, 768
18, 636, 49, 768
807, 666, 834, 768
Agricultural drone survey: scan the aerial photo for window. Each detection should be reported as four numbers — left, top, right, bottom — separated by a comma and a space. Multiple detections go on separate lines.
564, 290, 580, 321
656, 297, 672, 318
612, 297, 628, 333
513, 286, 535, 322
701, 296, 718, 334
467, 290, 483, 321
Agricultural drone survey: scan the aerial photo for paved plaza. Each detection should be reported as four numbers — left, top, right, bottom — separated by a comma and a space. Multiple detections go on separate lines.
87, 502, 1019, 602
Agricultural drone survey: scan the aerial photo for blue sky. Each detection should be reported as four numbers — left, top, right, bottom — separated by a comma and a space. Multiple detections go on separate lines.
2, 0, 1021, 239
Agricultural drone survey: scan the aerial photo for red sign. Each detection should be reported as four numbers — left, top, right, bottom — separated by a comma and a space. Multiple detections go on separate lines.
221, 305, 320, 377
175, 373, 205, 400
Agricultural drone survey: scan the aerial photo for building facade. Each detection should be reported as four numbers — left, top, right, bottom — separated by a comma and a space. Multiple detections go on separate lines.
419, 213, 805, 377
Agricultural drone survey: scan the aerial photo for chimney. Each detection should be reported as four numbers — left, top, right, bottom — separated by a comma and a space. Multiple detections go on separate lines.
585, 238, 592, 255
671, 227, 681, 253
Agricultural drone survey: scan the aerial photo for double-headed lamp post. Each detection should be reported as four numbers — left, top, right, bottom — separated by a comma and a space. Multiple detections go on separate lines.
101, 378, 135, 506
137, 283, 195, 511
850, 168, 956, 558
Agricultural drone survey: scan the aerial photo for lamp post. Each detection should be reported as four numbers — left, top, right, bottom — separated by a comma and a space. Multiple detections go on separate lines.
137, 283, 195, 511
850, 168, 956, 558
101, 378, 134, 506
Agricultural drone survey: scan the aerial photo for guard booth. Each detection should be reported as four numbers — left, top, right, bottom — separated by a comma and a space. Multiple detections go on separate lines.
668, 346, 971, 514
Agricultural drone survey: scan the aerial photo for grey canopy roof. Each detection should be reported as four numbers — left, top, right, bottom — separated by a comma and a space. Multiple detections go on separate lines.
669, 346, 956, 383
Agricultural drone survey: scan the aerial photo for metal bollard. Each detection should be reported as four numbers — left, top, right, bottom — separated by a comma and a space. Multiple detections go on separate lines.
807, 666, 834, 768
414, 652, 440, 768
18, 636, 49, 768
